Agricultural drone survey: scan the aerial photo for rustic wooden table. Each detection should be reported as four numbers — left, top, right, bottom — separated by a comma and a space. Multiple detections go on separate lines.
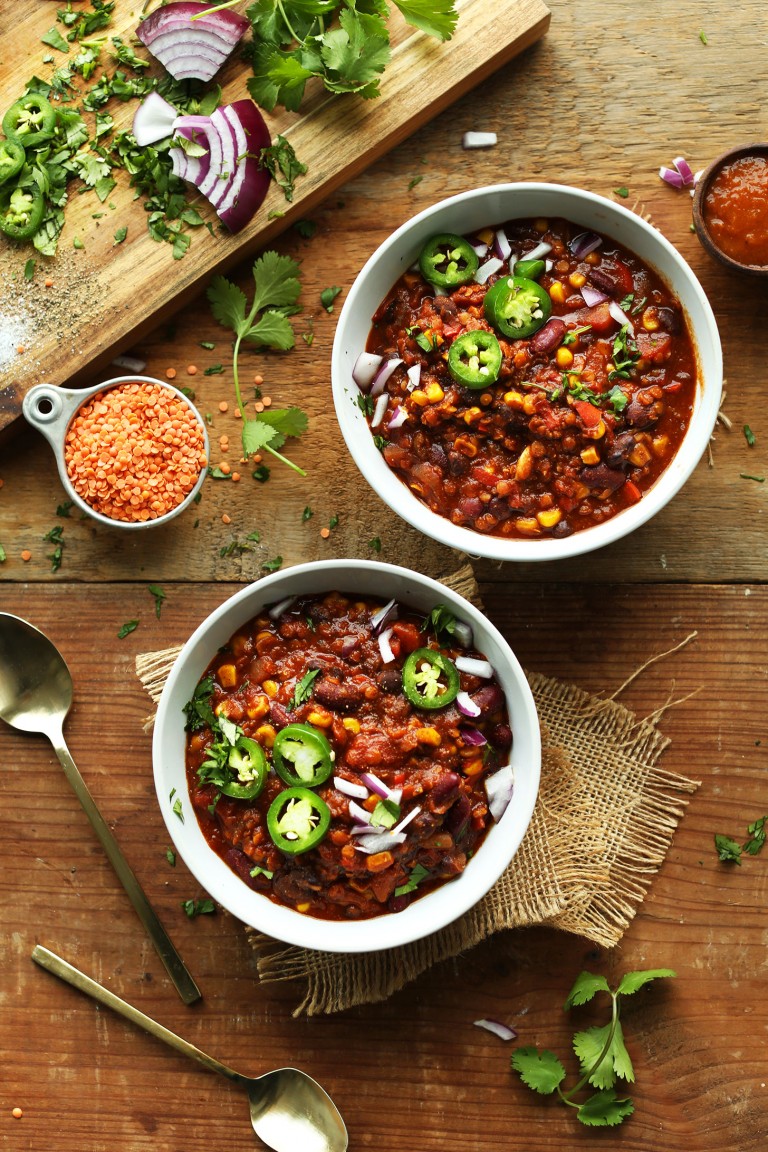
2, 2, 767, 1149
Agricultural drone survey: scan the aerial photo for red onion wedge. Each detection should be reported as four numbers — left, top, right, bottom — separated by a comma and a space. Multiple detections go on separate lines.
370, 393, 389, 429
268, 595, 296, 620
354, 831, 407, 854
132, 91, 179, 146
659, 165, 685, 188
406, 363, 421, 391
608, 299, 635, 335
474, 1018, 518, 1041
569, 231, 602, 259
352, 352, 383, 391
393, 804, 422, 835
522, 240, 552, 262
370, 357, 402, 397
456, 690, 481, 718
377, 626, 396, 664
387, 405, 408, 430
673, 156, 695, 185
360, 771, 392, 799
370, 598, 398, 632
493, 227, 512, 261
459, 726, 487, 747
348, 799, 374, 825
452, 618, 474, 648
136, 1, 249, 82
455, 655, 494, 679
580, 284, 609, 307
485, 765, 514, 822
334, 775, 369, 800
475, 255, 504, 284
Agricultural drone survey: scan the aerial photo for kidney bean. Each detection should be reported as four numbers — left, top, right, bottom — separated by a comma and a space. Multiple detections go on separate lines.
472, 682, 505, 712
489, 722, 513, 750
530, 317, 566, 353
314, 678, 366, 711
580, 463, 627, 491
428, 771, 462, 813
444, 794, 471, 840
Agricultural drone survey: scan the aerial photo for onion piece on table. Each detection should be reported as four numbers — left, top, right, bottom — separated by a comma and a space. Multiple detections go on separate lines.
131, 91, 178, 146
485, 765, 514, 822
462, 131, 498, 149
136, 1, 250, 82
474, 1018, 518, 1041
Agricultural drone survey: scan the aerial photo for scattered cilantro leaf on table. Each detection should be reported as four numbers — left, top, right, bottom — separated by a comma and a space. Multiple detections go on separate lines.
715, 814, 768, 862
117, 619, 139, 638
181, 898, 215, 918
207, 252, 308, 475
148, 583, 166, 618
510, 968, 675, 1127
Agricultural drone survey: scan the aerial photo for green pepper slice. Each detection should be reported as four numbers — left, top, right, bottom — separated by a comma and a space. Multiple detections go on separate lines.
448, 330, 502, 388
419, 233, 479, 290
272, 723, 333, 788
483, 275, 552, 339
0, 185, 45, 241
267, 787, 331, 855
220, 736, 267, 800
513, 257, 546, 280
0, 138, 25, 187
2, 94, 56, 147
402, 648, 460, 710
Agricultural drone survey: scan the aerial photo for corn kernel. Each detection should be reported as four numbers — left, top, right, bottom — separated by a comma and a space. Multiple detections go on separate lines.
555, 347, 574, 368
534, 217, 548, 233
306, 708, 333, 728
580, 446, 600, 465
583, 418, 606, 440
537, 508, 562, 528
503, 390, 525, 409
463, 758, 485, 776
642, 308, 660, 331
573, 482, 590, 499
424, 381, 444, 403
568, 271, 586, 289
584, 251, 600, 265
261, 679, 278, 698
522, 394, 538, 416
296, 902, 311, 912
629, 443, 652, 467
410, 389, 428, 407
454, 435, 478, 458
548, 281, 566, 305
342, 717, 361, 734
415, 727, 441, 747
652, 434, 670, 456
515, 444, 533, 480
255, 723, 276, 748
217, 664, 237, 689
464, 406, 483, 425
246, 695, 270, 721
515, 516, 541, 536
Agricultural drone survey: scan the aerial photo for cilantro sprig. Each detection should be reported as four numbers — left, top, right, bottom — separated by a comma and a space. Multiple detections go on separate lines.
511, 968, 675, 1127
715, 813, 768, 863
206, 251, 308, 475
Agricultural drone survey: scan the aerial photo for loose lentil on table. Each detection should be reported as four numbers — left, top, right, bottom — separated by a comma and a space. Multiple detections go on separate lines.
64, 381, 207, 523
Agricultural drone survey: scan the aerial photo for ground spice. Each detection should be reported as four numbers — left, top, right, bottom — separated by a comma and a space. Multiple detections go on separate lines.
64, 382, 207, 523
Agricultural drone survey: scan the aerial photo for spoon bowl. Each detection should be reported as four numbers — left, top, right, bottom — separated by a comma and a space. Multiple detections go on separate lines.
32, 945, 348, 1152
0, 613, 201, 1004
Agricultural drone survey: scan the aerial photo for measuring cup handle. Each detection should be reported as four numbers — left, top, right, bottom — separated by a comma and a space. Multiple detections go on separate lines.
22, 384, 84, 443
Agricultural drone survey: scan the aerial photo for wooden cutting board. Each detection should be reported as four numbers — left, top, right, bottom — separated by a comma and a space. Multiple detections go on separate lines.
0, 0, 549, 436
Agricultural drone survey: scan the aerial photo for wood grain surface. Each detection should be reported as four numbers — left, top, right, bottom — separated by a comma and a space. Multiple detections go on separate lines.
2, 0, 768, 1149
0, 0, 550, 430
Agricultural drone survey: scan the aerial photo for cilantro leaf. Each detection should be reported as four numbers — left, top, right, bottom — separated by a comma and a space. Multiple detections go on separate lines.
242, 419, 279, 456
564, 971, 611, 1009
615, 968, 676, 996
260, 135, 307, 202
319, 9, 391, 95
573, 1020, 634, 1089
243, 310, 296, 350
207, 276, 248, 336
256, 407, 309, 442
251, 250, 302, 313
744, 814, 768, 854
510, 1047, 566, 1095
392, 0, 458, 40
292, 668, 320, 709
577, 1089, 634, 1127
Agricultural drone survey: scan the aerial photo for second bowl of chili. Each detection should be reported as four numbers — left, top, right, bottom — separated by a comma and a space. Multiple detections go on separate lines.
153, 560, 540, 953
331, 183, 722, 561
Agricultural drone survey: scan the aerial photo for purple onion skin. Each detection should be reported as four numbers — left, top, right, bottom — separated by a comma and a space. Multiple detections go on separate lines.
530, 317, 566, 354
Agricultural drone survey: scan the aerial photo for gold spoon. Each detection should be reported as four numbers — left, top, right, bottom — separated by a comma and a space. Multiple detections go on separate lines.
0, 612, 200, 1004
32, 946, 348, 1152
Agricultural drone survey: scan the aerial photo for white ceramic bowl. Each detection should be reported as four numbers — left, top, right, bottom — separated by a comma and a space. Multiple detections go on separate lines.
331, 183, 723, 561
153, 560, 540, 953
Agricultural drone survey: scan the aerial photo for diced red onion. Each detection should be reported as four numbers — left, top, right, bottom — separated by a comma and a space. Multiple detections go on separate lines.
470, 240, 489, 258
132, 91, 179, 146
568, 231, 602, 259
349, 822, 380, 836
460, 726, 487, 747
523, 240, 552, 262
485, 765, 514, 822
370, 597, 397, 632
387, 405, 408, 430
474, 1018, 518, 1041
268, 595, 296, 620
659, 165, 685, 188
452, 619, 474, 648
456, 690, 481, 718
349, 799, 373, 824
389, 788, 403, 805
341, 634, 359, 657
544, 258, 553, 273
360, 771, 393, 799
393, 805, 422, 835
608, 299, 635, 335
462, 131, 498, 149
475, 256, 504, 284
377, 626, 396, 664
493, 227, 512, 261
455, 655, 494, 678
370, 357, 402, 397
354, 831, 407, 854
110, 354, 147, 373
672, 155, 695, 186
136, 1, 249, 82
352, 351, 384, 391
334, 776, 369, 800
370, 393, 389, 429
406, 363, 421, 391
580, 284, 609, 307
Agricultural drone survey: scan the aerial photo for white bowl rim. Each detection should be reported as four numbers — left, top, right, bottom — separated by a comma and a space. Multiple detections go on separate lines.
331, 181, 724, 562
153, 559, 541, 953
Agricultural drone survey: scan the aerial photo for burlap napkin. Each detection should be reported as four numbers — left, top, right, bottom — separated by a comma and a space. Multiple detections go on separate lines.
136, 564, 698, 1016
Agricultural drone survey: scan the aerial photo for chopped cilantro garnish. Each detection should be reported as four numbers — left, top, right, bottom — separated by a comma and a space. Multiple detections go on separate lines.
743, 424, 756, 447
181, 898, 215, 918
117, 619, 138, 638
291, 668, 320, 710
259, 135, 307, 202
321, 285, 342, 312
262, 555, 283, 573
148, 583, 166, 618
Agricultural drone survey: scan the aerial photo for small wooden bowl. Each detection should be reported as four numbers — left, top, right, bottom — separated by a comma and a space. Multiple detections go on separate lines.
692, 143, 768, 276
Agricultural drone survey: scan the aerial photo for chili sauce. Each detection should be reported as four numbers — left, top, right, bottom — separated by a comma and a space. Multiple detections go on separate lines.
702, 154, 768, 267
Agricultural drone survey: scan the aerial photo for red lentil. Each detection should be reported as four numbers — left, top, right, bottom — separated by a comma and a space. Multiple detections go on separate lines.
63, 381, 207, 523
20, 550, 31, 562
165, 367, 177, 380
320, 526, 331, 539
186, 364, 198, 376
11, 1108, 23, 1120
222, 513, 232, 524
218, 400, 228, 413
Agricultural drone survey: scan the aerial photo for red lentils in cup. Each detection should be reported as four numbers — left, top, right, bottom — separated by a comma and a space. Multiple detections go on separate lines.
64, 381, 207, 523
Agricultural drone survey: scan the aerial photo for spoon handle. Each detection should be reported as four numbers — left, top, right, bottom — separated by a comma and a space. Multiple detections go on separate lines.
32, 945, 240, 1083
51, 733, 201, 1006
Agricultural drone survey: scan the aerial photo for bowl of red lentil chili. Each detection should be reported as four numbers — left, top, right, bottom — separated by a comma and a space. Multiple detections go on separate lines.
331, 183, 722, 561
692, 143, 768, 275
153, 560, 541, 953
23, 375, 208, 528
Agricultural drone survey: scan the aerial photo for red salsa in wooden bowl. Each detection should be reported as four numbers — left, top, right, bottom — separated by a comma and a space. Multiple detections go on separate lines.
693, 145, 768, 272
354, 217, 698, 541
183, 592, 513, 921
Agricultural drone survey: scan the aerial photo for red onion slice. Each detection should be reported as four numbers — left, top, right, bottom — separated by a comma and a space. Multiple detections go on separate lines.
387, 405, 408, 430
352, 352, 383, 391
354, 831, 407, 854
360, 771, 392, 798
475, 255, 504, 284
672, 155, 695, 186
580, 284, 609, 307
341, 634, 360, 657
460, 726, 487, 747
132, 91, 179, 146
348, 799, 373, 824
522, 240, 552, 262
371, 598, 398, 632
406, 363, 421, 391
268, 595, 296, 620
377, 626, 396, 664
452, 619, 474, 648
455, 655, 494, 679
456, 690, 481, 718
485, 765, 514, 822
470, 240, 489, 258
659, 165, 685, 188
370, 357, 403, 397
608, 299, 635, 335
493, 227, 512, 261
370, 393, 389, 429
392, 805, 422, 835
474, 1018, 518, 1041
136, 1, 249, 82
333, 775, 369, 800
568, 231, 602, 259
462, 131, 498, 149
